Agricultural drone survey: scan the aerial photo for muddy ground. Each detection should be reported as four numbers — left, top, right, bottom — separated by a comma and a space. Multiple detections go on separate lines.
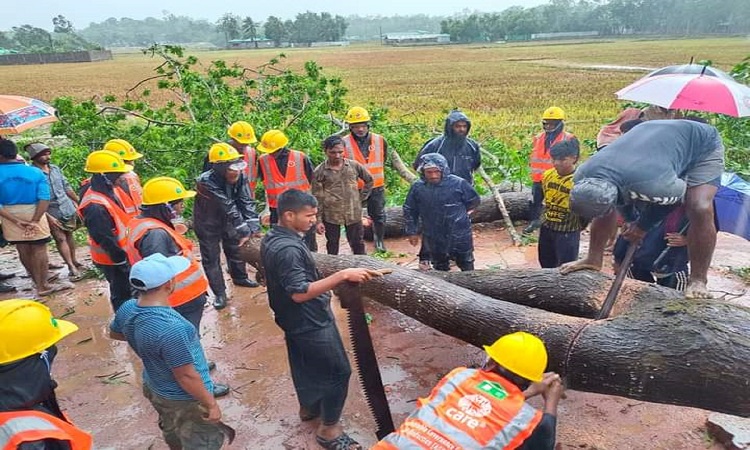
1, 223, 748, 450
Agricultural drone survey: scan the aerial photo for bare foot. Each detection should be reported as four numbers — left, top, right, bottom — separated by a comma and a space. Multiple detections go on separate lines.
559, 258, 602, 275
685, 280, 712, 299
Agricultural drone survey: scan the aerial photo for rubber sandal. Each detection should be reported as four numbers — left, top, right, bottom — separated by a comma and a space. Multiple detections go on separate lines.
315, 433, 362, 450
38, 282, 74, 297
69, 273, 85, 282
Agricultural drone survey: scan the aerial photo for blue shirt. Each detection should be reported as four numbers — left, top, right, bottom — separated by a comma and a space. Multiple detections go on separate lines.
0, 161, 50, 205
110, 299, 213, 400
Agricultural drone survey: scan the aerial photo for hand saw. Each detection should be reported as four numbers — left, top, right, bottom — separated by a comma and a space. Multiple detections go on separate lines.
597, 241, 639, 320
337, 277, 395, 440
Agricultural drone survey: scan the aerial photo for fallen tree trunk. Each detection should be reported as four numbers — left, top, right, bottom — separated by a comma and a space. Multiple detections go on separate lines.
429, 269, 683, 318
364, 191, 531, 239
239, 246, 750, 417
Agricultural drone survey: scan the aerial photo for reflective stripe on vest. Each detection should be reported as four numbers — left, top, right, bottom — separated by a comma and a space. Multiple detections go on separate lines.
243, 147, 258, 195
258, 150, 311, 208
126, 217, 209, 307
342, 133, 385, 188
77, 191, 130, 266
0, 411, 92, 450
120, 172, 143, 212
530, 131, 575, 182
374, 367, 542, 450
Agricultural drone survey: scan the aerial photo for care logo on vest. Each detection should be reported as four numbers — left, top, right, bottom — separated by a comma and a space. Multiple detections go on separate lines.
446, 394, 493, 430
476, 381, 508, 401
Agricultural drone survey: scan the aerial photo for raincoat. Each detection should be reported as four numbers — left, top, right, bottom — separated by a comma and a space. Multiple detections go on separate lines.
404, 153, 480, 255
413, 110, 481, 184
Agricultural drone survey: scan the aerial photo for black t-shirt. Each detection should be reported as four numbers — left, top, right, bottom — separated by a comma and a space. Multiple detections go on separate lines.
0, 346, 57, 411
260, 225, 333, 335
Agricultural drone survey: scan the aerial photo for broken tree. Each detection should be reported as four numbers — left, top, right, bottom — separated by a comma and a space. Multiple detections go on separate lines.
239, 246, 750, 417
364, 191, 531, 239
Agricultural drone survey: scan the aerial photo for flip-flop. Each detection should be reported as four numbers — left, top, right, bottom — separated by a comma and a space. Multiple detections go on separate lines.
38, 282, 74, 297
69, 273, 85, 282
315, 433, 362, 450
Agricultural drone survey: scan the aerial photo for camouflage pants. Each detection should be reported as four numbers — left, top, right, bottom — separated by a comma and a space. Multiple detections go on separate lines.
143, 385, 224, 450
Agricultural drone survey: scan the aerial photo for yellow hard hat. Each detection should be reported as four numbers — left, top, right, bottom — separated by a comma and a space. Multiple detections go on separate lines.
228, 121, 257, 145
141, 177, 196, 206
0, 299, 78, 365
256, 129, 289, 154
483, 331, 548, 382
84, 150, 133, 174
345, 106, 371, 124
542, 107, 565, 121
208, 143, 241, 163
103, 139, 144, 161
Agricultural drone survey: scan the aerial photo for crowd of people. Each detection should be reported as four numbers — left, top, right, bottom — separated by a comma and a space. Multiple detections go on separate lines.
0, 102, 727, 449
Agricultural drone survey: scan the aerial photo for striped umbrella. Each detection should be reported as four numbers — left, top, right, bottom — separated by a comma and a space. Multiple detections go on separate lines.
0, 95, 58, 135
615, 73, 750, 117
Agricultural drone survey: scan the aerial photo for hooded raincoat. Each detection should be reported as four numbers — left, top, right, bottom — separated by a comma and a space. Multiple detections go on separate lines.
413, 111, 481, 184
404, 153, 480, 256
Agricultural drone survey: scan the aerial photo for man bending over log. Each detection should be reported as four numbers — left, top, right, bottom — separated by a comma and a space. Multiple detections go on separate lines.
561, 119, 724, 299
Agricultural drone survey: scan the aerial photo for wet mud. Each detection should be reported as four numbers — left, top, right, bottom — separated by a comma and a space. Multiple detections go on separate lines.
1, 224, 747, 449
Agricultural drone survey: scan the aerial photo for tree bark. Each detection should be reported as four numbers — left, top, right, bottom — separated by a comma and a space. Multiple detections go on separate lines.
364, 191, 531, 239
428, 269, 682, 318
239, 246, 750, 417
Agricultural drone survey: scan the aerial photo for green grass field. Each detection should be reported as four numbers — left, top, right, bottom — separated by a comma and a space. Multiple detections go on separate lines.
2, 37, 748, 148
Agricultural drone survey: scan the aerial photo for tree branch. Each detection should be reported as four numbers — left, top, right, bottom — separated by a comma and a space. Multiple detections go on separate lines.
477, 166, 523, 245
96, 106, 186, 127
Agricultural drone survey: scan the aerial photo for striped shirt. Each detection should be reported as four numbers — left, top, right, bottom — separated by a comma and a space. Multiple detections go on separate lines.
110, 299, 213, 400
541, 168, 587, 232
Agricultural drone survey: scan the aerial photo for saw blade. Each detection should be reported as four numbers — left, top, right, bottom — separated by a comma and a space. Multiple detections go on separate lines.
338, 282, 395, 440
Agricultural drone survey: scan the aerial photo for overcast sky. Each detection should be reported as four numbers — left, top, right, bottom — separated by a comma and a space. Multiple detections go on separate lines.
2, 0, 549, 30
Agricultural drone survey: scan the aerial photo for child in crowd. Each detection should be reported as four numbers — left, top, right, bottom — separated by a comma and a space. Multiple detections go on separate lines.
538, 140, 588, 268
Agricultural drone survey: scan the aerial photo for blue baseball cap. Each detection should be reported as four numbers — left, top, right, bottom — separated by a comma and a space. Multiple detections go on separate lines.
129, 253, 190, 291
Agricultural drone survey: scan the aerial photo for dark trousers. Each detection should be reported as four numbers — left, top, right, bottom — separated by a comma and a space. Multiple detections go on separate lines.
530, 181, 544, 221
196, 230, 247, 296
285, 325, 351, 425
432, 251, 475, 271
538, 226, 581, 268
97, 263, 134, 312
324, 222, 365, 255
174, 294, 208, 331
270, 207, 318, 252
365, 187, 386, 225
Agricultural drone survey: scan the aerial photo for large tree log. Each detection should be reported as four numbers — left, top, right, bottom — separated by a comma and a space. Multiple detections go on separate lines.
239, 245, 750, 417
364, 191, 531, 239
428, 269, 683, 318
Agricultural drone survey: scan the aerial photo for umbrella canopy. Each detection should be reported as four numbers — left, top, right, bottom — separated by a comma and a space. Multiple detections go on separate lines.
646, 64, 736, 82
615, 74, 750, 117
715, 172, 750, 241
0, 95, 58, 135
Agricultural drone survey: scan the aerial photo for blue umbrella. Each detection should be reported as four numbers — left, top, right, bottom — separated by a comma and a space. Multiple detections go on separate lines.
715, 172, 750, 240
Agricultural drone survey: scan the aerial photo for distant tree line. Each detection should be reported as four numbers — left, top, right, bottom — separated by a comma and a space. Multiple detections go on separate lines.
441, 0, 750, 42
216, 11, 348, 47
0, 15, 99, 53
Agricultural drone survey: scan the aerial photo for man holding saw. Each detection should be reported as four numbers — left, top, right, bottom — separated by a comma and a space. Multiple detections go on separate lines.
260, 188, 384, 450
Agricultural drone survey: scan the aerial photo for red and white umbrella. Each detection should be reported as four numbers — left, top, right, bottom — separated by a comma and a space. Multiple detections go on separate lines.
615, 73, 750, 117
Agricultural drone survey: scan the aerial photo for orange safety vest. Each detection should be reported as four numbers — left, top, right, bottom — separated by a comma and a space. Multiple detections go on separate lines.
77, 190, 131, 266
125, 218, 209, 307
529, 131, 576, 182
373, 367, 543, 450
241, 146, 258, 196
342, 133, 386, 189
0, 410, 92, 450
120, 171, 143, 211
258, 150, 311, 208
80, 177, 139, 219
